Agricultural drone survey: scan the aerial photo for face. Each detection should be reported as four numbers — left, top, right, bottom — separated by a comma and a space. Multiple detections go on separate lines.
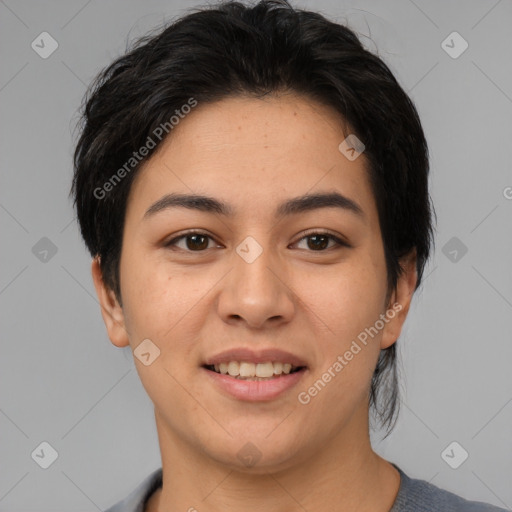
93, 93, 416, 472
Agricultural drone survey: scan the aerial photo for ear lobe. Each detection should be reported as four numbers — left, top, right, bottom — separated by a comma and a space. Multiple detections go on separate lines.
380, 249, 418, 350
91, 257, 130, 348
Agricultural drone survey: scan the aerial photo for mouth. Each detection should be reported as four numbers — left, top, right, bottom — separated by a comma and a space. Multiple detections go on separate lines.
202, 359, 308, 401
203, 361, 306, 380
202, 348, 309, 401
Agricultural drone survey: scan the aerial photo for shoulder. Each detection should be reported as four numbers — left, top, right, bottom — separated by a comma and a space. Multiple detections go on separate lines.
103, 467, 163, 512
391, 465, 508, 512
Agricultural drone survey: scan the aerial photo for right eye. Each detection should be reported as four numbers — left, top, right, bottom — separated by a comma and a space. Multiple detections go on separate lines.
164, 231, 220, 252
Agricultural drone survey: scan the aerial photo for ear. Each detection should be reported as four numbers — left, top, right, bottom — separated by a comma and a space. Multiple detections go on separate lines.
91, 256, 130, 348
380, 248, 418, 350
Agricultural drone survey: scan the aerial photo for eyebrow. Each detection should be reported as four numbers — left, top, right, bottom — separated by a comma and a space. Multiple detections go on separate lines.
143, 191, 364, 220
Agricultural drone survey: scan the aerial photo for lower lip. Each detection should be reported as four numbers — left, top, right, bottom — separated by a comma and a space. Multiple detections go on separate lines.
203, 367, 307, 401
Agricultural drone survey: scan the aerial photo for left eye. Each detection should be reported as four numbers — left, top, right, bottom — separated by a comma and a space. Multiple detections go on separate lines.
165, 231, 347, 252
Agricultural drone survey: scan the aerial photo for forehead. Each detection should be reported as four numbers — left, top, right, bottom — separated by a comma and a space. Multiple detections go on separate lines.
125, 93, 377, 225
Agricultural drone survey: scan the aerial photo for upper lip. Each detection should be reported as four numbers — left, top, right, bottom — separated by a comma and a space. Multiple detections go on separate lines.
203, 348, 308, 367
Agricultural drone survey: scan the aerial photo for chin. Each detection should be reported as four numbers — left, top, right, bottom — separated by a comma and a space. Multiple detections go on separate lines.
218, 445, 302, 475
198, 425, 307, 474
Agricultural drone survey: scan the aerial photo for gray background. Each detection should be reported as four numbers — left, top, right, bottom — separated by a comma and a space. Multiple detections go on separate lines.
1, 0, 511, 510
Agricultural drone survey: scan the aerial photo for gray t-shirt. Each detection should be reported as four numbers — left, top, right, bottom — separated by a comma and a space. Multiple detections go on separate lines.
104, 464, 508, 511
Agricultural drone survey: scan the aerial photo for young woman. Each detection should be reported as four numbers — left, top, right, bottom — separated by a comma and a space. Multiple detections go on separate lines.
71, 1, 506, 510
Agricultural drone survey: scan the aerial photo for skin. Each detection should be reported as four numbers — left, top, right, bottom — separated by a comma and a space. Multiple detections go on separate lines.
92, 93, 417, 511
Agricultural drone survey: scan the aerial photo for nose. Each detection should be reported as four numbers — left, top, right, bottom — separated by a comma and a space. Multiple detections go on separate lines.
216, 239, 295, 329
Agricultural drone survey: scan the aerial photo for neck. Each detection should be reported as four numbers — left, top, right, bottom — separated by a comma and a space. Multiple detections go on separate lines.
147, 405, 400, 512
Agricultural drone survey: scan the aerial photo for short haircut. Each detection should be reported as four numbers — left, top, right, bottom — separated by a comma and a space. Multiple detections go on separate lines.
71, 0, 435, 434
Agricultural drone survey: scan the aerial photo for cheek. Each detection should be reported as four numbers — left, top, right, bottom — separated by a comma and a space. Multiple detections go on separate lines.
119, 250, 179, 339
295, 251, 387, 399
120, 250, 212, 357
119, 256, 203, 401
302, 256, 387, 344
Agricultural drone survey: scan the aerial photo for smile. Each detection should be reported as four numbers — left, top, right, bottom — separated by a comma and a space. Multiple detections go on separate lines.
203, 364, 307, 401
205, 361, 304, 380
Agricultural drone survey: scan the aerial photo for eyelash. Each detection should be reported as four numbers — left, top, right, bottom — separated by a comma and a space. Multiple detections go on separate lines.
164, 229, 350, 252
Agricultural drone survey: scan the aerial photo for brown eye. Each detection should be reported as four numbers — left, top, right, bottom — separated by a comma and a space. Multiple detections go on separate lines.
294, 231, 349, 251
306, 234, 330, 250
165, 232, 216, 251
185, 234, 209, 250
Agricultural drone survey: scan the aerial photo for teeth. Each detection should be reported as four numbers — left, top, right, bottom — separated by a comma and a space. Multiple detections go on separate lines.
256, 362, 275, 378
227, 361, 240, 376
210, 361, 300, 378
239, 362, 255, 377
